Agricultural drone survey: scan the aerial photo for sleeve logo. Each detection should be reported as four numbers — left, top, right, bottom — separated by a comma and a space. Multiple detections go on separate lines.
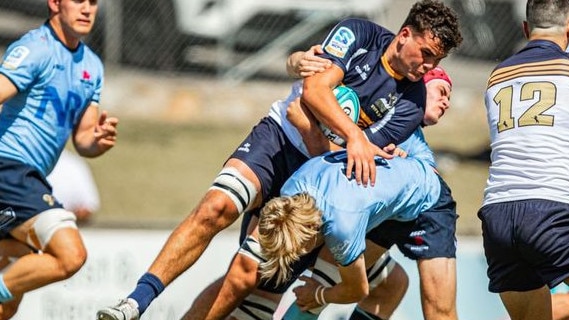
2, 46, 30, 70
324, 26, 356, 59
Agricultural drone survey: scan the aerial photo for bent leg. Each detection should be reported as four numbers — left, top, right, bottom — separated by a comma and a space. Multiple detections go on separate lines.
3, 209, 86, 297
417, 257, 457, 320
183, 214, 263, 320
183, 253, 261, 320
149, 159, 260, 287
354, 262, 408, 320
500, 287, 552, 320
350, 243, 408, 320
4, 226, 86, 295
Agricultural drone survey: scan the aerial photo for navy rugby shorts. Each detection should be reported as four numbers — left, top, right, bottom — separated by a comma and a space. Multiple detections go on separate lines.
0, 157, 63, 237
366, 176, 458, 260
228, 116, 308, 205
478, 199, 569, 293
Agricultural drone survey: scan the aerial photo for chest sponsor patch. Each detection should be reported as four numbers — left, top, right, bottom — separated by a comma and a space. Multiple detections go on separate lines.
324, 26, 356, 59
2, 46, 30, 70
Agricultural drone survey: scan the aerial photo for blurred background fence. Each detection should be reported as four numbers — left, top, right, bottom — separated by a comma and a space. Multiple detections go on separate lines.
0, 0, 528, 235
0, 0, 525, 81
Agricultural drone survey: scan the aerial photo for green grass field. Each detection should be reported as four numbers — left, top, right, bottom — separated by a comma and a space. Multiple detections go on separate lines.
87, 119, 252, 229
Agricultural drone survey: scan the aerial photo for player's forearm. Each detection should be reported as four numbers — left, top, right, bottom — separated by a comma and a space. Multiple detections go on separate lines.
301, 71, 362, 145
323, 280, 368, 305
322, 257, 369, 305
297, 123, 332, 156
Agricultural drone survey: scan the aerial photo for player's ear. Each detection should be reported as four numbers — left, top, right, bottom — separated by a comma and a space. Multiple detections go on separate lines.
522, 21, 530, 39
565, 17, 569, 43
397, 26, 412, 45
47, 0, 61, 14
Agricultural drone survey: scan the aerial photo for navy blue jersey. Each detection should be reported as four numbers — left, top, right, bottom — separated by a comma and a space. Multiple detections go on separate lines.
320, 18, 426, 147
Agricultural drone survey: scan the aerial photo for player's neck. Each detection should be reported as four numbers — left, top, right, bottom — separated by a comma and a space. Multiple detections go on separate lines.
49, 19, 81, 50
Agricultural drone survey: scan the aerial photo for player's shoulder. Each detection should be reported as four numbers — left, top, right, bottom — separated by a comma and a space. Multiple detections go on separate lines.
1, 25, 53, 70
488, 41, 569, 88
17, 24, 54, 51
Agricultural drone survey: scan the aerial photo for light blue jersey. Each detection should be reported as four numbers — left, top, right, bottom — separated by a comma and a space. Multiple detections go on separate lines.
280, 129, 441, 266
0, 23, 103, 176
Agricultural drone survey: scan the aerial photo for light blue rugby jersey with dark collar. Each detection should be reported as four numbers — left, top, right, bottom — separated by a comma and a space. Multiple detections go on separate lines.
280, 129, 440, 266
319, 18, 426, 147
0, 22, 103, 177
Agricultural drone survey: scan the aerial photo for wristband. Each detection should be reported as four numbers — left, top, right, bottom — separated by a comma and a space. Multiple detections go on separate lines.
319, 286, 327, 305
314, 285, 324, 305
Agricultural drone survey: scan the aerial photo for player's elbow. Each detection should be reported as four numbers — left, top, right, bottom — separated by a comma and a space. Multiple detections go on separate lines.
344, 281, 369, 303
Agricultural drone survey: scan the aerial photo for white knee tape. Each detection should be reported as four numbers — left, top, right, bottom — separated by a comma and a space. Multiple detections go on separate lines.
230, 293, 278, 320
28, 209, 77, 251
209, 167, 257, 213
367, 251, 396, 288
238, 235, 266, 264
311, 257, 341, 287
308, 258, 342, 314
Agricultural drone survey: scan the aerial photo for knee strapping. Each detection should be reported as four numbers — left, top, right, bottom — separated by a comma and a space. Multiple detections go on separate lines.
238, 235, 266, 264
367, 251, 396, 288
306, 258, 341, 314
230, 293, 277, 320
311, 258, 341, 287
28, 209, 77, 251
209, 167, 257, 213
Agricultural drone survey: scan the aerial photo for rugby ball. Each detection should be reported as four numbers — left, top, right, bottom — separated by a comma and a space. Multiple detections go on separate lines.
319, 86, 360, 146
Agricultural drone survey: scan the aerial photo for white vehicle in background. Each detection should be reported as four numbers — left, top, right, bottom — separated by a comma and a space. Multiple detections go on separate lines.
117, 0, 391, 74
0, 0, 390, 74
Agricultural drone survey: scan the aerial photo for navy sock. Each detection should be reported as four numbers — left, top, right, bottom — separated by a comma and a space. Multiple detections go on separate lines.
349, 306, 385, 320
127, 272, 165, 314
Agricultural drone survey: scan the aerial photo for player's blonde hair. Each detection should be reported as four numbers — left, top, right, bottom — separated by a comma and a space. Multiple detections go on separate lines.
258, 192, 322, 286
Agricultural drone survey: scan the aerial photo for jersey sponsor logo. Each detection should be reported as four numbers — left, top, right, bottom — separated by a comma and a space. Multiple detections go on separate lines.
2, 46, 30, 69
369, 92, 398, 120
324, 26, 355, 59
80, 70, 95, 87
355, 64, 370, 80
36, 86, 85, 128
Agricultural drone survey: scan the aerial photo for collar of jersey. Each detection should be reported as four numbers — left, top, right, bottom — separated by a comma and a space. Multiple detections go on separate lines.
381, 54, 404, 81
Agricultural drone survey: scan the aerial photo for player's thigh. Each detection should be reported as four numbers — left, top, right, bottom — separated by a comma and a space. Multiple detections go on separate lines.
363, 240, 388, 268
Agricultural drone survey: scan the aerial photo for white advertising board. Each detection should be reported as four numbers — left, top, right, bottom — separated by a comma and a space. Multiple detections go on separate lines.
11, 230, 507, 320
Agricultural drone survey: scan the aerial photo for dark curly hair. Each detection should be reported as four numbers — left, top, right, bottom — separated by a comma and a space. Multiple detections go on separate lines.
401, 0, 463, 54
